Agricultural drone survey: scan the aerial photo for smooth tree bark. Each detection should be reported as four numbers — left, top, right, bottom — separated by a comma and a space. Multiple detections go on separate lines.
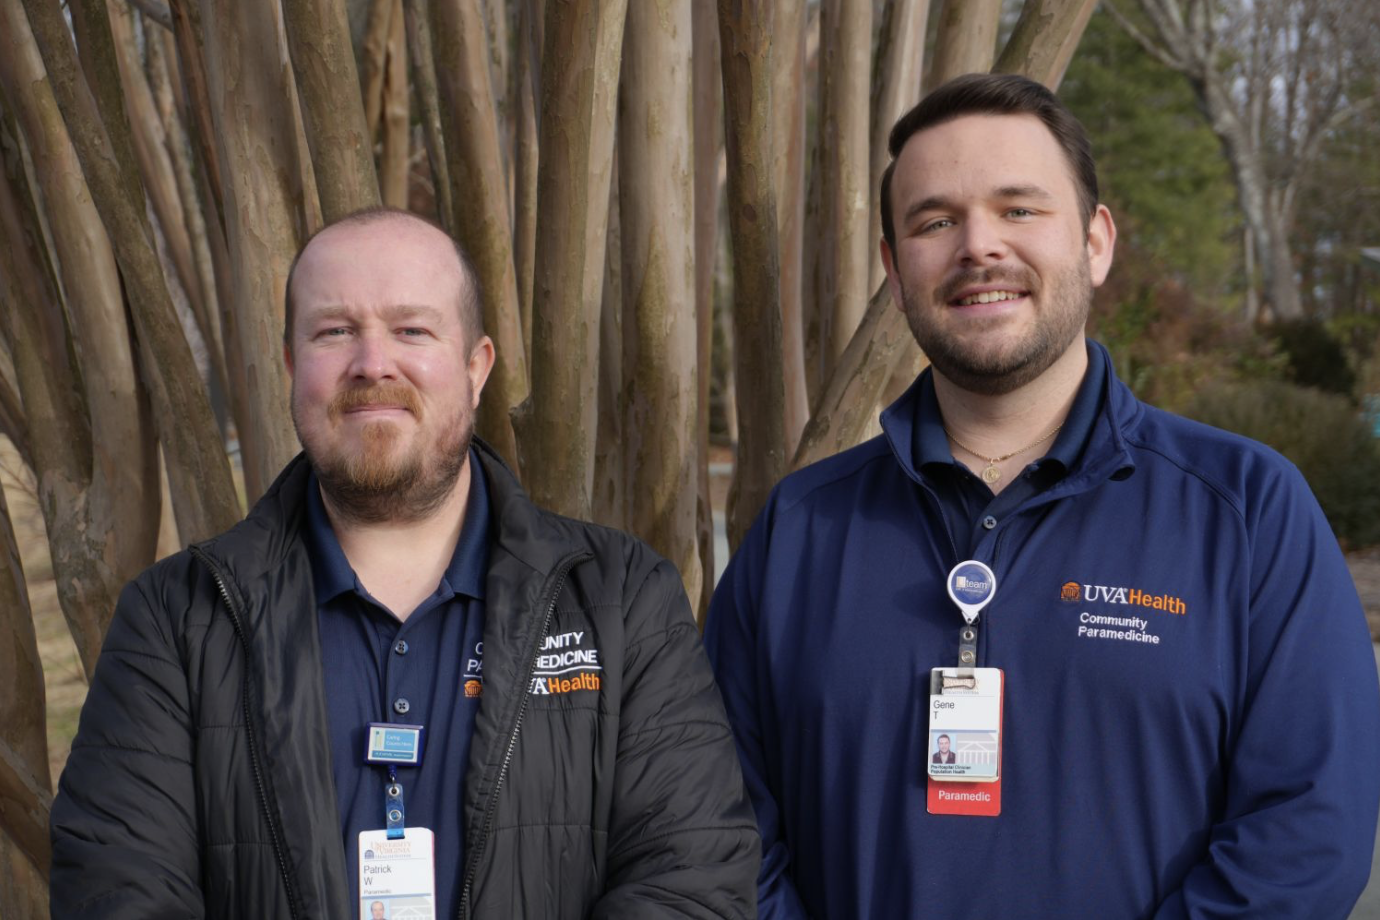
718, 0, 786, 549
927, 0, 1002, 89
618, 0, 701, 609
995, 0, 1097, 88
199, 0, 306, 503
21, 0, 239, 545
871, 0, 931, 410
816, 0, 874, 382
0, 0, 160, 617
359, 0, 394, 139
514, 0, 628, 519
281, 0, 381, 221
513, 0, 542, 363
593, 157, 624, 530
0, 468, 50, 915
430, 0, 529, 471
401, 0, 453, 231
691, 0, 720, 621
772, 0, 809, 455
380, 1, 409, 208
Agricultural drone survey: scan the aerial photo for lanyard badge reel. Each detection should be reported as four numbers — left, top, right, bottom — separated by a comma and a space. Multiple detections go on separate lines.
927, 561, 1004, 815
365, 722, 425, 839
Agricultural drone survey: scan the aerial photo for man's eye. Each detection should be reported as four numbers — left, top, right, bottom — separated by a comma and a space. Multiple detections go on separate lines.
1007, 208, 1035, 218
920, 218, 953, 234
400, 328, 429, 337
321, 327, 350, 337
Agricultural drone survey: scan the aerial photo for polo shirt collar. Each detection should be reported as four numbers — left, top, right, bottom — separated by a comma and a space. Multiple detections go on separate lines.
304, 447, 491, 605
912, 338, 1107, 480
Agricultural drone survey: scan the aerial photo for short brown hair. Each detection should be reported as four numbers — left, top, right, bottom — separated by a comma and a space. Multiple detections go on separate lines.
283, 206, 484, 349
879, 73, 1099, 251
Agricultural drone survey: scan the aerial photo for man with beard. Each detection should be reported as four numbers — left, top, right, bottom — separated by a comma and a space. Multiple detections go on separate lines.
50, 208, 758, 919
705, 74, 1380, 918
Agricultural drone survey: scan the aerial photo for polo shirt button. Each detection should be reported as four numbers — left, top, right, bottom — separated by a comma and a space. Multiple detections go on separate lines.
393, 698, 410, 715
394, 639, 409, 656
982, 515, 997, 530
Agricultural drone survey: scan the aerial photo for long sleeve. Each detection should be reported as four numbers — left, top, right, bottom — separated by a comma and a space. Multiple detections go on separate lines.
1154, 465, 1380, 918
50, 575, 205, 919
704, 514, 812, 920
592, 556, 761, 919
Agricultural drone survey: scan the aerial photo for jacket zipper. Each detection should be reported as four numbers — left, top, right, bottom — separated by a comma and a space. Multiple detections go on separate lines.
189, 546, 302, 920
458, 550, 590, 920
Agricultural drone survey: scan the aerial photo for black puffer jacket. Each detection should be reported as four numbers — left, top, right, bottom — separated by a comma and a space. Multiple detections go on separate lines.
50, 442, 759, 918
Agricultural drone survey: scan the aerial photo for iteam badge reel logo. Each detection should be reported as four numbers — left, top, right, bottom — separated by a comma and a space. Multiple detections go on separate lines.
1060, 581, 1081, 602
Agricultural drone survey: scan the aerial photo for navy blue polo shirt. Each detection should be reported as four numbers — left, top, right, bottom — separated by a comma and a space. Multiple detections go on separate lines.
913, 340, 1105, 558
305, 451, 489, 918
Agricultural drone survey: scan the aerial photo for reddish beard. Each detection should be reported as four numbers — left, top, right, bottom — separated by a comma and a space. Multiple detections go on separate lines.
301, 382, 472, 524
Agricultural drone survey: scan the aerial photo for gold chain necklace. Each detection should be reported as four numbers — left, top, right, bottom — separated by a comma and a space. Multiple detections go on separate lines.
946, 425, 1062, 485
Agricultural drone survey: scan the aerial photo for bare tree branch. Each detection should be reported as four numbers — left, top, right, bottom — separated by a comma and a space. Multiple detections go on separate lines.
1103, 1, 1188, 71
124, 0, 171, 30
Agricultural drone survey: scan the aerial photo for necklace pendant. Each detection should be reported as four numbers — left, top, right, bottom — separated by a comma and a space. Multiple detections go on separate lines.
981, 464, 1002, 484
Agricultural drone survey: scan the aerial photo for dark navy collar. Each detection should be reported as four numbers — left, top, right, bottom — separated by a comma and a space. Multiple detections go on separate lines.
304, 447, 491, 605
913, 339, 1107, 480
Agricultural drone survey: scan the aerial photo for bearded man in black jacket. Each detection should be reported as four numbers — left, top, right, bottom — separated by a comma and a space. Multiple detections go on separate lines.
49, 208, 759, 919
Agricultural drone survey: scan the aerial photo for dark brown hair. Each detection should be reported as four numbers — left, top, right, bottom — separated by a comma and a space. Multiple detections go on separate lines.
879, 73, 1099, 250
283, 206, 484, 350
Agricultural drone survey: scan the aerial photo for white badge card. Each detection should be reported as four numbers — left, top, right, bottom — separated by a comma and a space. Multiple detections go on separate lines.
358, 827, 436, 919
927, 667, 1002, 782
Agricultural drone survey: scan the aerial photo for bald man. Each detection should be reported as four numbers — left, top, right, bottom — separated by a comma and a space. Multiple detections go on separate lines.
51, 208, 758, 919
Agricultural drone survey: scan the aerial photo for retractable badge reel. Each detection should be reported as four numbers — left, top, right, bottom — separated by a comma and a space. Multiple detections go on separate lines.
927, 560, 1005, 816
946, 560, 996, 676
359, 723, 437, 917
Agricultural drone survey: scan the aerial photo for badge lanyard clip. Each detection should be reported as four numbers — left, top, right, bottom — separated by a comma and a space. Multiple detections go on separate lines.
946, 561, 996, 679
385, 765, 406, 840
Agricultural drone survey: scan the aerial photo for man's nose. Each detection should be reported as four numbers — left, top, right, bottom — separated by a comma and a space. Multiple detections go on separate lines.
956, 212, 1009, 265
347, 332, 398, 382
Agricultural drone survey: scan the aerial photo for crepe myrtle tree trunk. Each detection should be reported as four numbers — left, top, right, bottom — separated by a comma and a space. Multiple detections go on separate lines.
870, 0, 929, 293
512, 0, 542, 366
927, 0, 1001, 89
718, 0, 786, 550
798, 0, 1097, 469
592, 153, 624, 531
0, 147, 133, 682
20, 0, 240, 544
359, 0, 393, 139
281, 0, 381, 221
0, 467, 52, 902
772, 0, 810, 457
198, 0, 305, 504
617, 0, 702, 610
691, 0, 721, 622
380, 1, 409, 208
401, 0, 453, 233
816, 0, 874, 385
514, 0, 627, 520
0, 0, 160, 613
430, 0, 529, 473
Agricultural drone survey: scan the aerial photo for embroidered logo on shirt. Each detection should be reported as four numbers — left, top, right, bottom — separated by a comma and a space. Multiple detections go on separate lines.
464, 640, 483, 697
529, 630, 602, 695
1060, 582, 1187, 615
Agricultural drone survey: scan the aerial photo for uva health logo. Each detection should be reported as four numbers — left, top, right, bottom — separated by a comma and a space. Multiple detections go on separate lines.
1061, 580, 1187, 615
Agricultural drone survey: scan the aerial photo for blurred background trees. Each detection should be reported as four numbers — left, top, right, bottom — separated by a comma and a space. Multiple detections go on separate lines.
1, 0, 1378, 914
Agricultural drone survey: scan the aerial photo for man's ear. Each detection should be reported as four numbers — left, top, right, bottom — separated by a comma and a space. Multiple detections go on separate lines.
468, 336, 496, 408
1087, 204, 1117, 288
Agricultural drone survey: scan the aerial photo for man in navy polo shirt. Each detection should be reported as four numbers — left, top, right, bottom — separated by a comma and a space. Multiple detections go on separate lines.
706, 74, 1380, 918
50, 208, 758, 919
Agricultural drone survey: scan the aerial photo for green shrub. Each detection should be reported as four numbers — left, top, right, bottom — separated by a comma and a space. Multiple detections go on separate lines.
1268, 319, 1357, 400
1185, 381, 1380, 550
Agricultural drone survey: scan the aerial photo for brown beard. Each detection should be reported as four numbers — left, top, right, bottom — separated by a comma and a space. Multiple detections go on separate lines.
301, 382, 472, 524
902, 261, 1090, 397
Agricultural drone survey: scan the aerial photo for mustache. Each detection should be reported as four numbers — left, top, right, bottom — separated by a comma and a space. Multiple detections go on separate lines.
935, 266, 1037, 304
327, 383, 422, 421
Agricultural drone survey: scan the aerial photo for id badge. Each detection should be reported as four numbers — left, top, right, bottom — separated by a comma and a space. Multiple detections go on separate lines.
926, 667, 1003, 816
358, 827, 436, 919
